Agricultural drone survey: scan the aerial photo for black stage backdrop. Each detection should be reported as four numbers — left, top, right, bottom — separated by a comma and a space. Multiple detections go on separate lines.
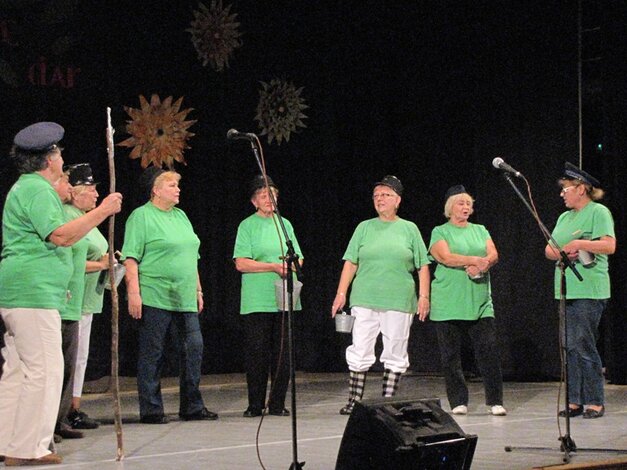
0, 1, 625, 383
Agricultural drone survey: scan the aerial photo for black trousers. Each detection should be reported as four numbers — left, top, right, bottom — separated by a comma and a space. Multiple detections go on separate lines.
242, 311, 290, 412
435, 317, 504, 408
57, 320, 79, 427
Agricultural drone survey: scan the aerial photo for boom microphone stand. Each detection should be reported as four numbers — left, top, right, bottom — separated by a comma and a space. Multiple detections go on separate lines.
236, 134, 305, 470
499, 171, 624, 463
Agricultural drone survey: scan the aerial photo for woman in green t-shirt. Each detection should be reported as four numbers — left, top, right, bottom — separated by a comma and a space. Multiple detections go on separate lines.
123, 167, 218, 424
331, 175, 430, 415
429, 185, 506, 417
545, 163, 615, 420
233, 175, 304, 418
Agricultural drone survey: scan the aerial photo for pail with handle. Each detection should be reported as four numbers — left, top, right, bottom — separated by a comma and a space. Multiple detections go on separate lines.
335, 309, 355, 334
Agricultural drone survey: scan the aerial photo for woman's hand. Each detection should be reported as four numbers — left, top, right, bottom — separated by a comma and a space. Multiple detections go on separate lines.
473, 256, 490, 272
128, 292, 142, 319
465, 265, 482, 278
417, 296, 430, 321
197, 290, 204, 314
331, 293, 346, 318
273, 262, 288, 278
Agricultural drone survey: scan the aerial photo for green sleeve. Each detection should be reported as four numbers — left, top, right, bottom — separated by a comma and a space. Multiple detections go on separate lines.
122, 209, 146, 262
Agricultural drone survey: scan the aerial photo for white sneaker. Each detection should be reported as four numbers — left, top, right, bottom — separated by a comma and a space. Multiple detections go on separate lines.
489, 405, 507, 416
451, 405, 467, 415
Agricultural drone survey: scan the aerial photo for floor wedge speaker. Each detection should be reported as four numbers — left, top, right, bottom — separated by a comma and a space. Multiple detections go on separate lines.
336, 397, 477, 470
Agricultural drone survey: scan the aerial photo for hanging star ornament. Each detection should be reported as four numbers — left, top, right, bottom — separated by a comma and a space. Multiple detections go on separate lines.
187, 0, 243, 72
118, 94, 197, 169
254, 78, 308, 145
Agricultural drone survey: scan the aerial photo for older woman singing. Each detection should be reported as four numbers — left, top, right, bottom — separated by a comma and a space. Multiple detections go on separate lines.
429, 185, 506, 416
331, 175, 430, 415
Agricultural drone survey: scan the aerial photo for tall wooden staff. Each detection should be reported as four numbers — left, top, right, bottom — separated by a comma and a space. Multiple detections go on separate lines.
106, 107, 124, 460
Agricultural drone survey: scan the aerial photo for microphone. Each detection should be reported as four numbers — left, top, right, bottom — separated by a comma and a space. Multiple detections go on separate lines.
492, 157, 523, 178
226, 128, 256, 141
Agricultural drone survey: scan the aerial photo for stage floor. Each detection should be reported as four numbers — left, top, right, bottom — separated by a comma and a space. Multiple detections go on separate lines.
48, 373, 626, 469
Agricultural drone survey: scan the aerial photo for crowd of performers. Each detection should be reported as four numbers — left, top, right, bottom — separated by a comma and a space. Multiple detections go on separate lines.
0, 122, 614, 465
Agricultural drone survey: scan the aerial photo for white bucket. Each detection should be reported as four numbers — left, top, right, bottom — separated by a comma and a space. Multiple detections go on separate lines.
335, 310, 355, 334
274, 279, 303, 311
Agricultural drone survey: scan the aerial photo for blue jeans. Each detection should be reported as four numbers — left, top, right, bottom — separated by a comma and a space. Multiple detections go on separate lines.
564, 299, 606, 406
137, 306, 205, 418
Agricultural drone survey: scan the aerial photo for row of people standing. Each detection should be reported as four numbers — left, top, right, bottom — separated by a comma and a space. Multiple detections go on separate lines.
0, 122, 122, 466
331, 169, 614, 420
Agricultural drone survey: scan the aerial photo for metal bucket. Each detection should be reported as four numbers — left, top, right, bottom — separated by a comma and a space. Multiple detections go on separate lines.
96, 263, 126, 294
335, 310, 355, 334
274, 279, 303, 311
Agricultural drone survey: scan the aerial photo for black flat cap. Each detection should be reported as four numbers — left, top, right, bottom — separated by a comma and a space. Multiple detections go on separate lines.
563, 162, 600, 187
444, 184, 467, 201
250, 174, 277, 197
66, 163, 97, 186
14, 122, 64, 152
374, 175, 403, 196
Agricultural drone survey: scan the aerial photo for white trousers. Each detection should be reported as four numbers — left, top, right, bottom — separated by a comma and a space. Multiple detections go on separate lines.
345, 306, 414, 374
0, 308, 63, 459
73, 313, 93, 398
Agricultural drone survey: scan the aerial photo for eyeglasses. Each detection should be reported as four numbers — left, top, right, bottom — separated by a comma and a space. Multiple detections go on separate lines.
372, 192, 395, 199
560, 185, 578, 195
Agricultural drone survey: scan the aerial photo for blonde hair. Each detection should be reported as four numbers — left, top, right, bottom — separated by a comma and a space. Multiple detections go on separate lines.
151, 171, 181, 199
444, 193, 474, 218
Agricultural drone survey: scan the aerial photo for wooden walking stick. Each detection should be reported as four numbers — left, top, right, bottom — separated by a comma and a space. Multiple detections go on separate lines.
106, 107, 124, 460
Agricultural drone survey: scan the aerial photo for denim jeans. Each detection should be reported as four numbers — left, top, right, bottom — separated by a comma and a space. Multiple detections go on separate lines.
137, 306, 205, 418
434, 317, 503, 408
564, 299, 606, 406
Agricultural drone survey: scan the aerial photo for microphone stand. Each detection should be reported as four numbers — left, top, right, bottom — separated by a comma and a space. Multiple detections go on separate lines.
499, 172, 624, 463
248, 140, 305, 470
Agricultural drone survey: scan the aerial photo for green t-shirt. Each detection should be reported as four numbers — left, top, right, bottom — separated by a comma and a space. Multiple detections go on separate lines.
59, 205, 88, 321
122, 202, 200, 312
343, 217, 429, 314
64, 205, 109, 315
233, 213, 303, 314
0, 173, 72, 309
428, 222, 495, 321
550, 201, 614, 299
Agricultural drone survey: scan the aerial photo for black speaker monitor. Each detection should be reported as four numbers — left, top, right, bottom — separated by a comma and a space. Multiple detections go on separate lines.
335, 397, 477, 470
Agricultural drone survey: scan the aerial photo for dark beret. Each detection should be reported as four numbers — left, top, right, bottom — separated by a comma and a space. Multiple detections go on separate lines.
444, 184, 467, 201
250, 174, 277, 197
563, 162, 600, 187
139, 166, 165, 200
66, 163, 97, 186
13, 122, 64, 152
374, 175, 403, 196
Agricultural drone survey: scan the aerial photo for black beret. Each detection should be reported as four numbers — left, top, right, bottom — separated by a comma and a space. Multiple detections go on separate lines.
444, 184, 467, 201
14, 122, 64, 152
250, 174, 277, 197
374, 175, 403, 196
139, 166, 165, 200
563, 162, 600, 187
66, 163, 98, 186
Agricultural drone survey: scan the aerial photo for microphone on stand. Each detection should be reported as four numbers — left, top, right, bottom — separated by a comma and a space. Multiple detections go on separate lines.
226, 128, 257, 141
492, 157, 523, 178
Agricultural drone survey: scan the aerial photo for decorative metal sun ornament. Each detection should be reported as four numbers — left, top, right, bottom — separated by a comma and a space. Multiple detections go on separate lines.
118, 94, 197, 169
187, 1, 243, 72
254, 79, 308, 145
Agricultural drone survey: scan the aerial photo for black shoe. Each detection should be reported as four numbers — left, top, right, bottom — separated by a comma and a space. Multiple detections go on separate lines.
68, 409, 99, 429
140, 414, 169, 424
243, 407, 263, 418
55, 426, 84, 439
269, 408, 290, 417
339, 404, 354, 415
558, 406, 584, 418
181, 407, 218, 421
583, 406, 605, 419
